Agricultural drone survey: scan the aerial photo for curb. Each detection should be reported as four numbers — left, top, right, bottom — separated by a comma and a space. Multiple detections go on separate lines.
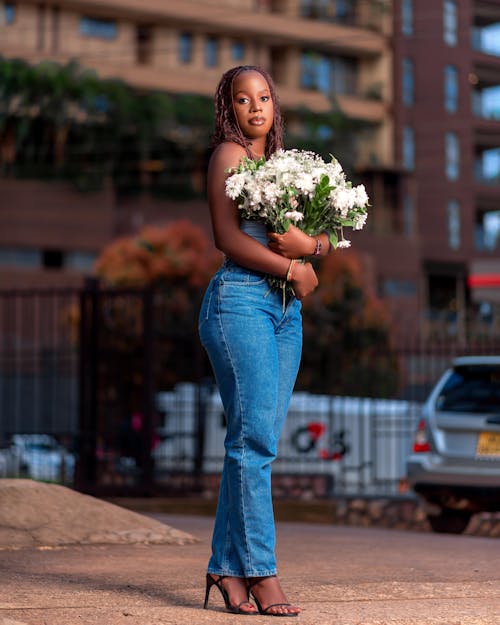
107, 495, 500, 537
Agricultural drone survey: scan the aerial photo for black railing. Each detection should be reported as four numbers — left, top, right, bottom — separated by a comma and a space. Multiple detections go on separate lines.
1, 285, 500, 496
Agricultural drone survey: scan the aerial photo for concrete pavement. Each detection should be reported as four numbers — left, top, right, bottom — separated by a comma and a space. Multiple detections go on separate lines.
0, 512, 498, 625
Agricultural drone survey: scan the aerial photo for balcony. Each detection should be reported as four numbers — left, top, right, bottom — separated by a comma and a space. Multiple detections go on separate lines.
271, 83, 385, 121
473, 144, 500, 254
296, 51, 386, 120
475, 208, 500, 253
474, 147, 500, 186
471, 22, 500, 58
298, 0, 387, 31
472, 86, 500, 121
59, 0, 386, 57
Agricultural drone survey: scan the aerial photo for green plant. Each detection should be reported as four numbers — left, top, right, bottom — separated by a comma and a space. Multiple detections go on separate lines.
0, 57, 212, 196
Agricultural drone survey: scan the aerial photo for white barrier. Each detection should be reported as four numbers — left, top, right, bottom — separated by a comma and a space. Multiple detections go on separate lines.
154, 383, 421, 494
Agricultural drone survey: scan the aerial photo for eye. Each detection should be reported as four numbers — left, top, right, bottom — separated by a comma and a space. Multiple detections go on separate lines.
236, 97, 249, 104
261, 95, 270, 102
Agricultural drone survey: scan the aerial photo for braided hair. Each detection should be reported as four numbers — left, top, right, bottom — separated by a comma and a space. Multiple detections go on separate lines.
211, 65, 283, 159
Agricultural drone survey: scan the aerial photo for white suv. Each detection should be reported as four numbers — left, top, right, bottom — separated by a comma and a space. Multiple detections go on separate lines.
406, 355, 500, 533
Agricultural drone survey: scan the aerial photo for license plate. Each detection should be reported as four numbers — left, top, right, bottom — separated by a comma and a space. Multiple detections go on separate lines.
476, 432, 500, 457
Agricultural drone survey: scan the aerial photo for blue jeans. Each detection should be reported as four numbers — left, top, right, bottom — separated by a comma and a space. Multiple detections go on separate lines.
198, 260, 302, 577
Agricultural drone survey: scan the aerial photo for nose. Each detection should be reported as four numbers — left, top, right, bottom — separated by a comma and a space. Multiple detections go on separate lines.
250, 98, 262, 112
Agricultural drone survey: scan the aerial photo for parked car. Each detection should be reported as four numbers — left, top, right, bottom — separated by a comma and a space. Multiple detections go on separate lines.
406, 355, 500, 533
10, 434, 75, 483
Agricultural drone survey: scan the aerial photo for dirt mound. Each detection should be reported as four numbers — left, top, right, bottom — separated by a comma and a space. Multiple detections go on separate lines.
0, 479, 197, 548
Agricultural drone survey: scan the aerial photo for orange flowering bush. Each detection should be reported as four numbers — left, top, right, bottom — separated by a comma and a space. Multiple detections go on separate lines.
94, 219, 221, 288
71, 220, 222, 396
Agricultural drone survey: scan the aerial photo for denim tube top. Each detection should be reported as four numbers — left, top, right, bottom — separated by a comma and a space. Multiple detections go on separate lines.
223, 219, 268, 270
240, 219, 268, 245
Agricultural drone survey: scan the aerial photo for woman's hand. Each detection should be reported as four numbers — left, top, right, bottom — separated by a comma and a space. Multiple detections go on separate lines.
290, 262, 318, 300
268, 224, 316, 259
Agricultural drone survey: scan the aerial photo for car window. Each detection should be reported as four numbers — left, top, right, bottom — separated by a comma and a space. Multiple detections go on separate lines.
435, 365, 500, 414
26, 443, 57, 452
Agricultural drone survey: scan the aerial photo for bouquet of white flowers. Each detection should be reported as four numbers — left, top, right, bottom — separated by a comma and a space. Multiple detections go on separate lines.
225, 149, 369, 250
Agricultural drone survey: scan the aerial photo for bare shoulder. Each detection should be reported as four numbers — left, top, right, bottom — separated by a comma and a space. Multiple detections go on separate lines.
209, 142, 247, 177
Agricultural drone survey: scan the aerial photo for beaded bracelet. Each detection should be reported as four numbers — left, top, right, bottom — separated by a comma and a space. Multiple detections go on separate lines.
312, 237, 322, 256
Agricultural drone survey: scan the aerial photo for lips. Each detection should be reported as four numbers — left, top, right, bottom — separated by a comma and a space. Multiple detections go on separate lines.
249, 117, 265, 125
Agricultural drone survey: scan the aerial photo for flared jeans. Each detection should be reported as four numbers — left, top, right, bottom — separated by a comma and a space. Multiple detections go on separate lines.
198, 260, 302, 577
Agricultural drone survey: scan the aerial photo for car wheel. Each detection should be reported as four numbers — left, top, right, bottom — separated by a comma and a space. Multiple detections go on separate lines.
427, 511, 472, 534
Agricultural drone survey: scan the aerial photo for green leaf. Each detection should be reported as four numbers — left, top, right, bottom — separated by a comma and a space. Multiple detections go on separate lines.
329, 230, 338, 249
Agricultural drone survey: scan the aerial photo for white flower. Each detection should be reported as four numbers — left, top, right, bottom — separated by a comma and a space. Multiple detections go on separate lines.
354, 184, 369, 207
330, 188, 355, 217
284, 211, 304, 222
225, 172, 247, 199
224, 149, 369, 251
354, 213, 367, 230
294, 172, 316, 195
262, 182, 280, 203
337, 239, 351, 248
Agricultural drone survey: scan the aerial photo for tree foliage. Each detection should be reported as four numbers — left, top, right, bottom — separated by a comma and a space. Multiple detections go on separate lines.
299, 250, 399, 397
285, 105, 373, 183
0, 57, 211, 195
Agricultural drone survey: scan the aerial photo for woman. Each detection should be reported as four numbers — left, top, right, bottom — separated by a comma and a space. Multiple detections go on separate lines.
199, 65, 330, 617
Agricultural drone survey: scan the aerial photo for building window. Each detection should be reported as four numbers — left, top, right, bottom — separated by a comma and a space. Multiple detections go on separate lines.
443, 0, 458, 47
401, 0, 413, 36
65, 251, 97, 271
444, 65, 458, 113
0, 247, 41, 267
403, 194, 414, 236
475, 209, 500, 251
136, 25, 153, 66
37, 3, 45, 50
51, 6, 60, 52
231, 41, 245, 61
80, 16, 117, 40
445, 132, 459, 180
4, 2, 15, 24
402, 126, 415, 170
382, 279, 417, 297
447, 200, 461, 249
300, 51, 357, 96
334, 0, 356, 24
205, 36, 218, 67
300, 0, 356, 24
179, 32, 193, 64
300, 52, 318, 89
402, 58, 414, 106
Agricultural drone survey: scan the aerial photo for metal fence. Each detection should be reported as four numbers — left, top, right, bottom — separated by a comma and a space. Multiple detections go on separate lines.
1, 285, 499, 497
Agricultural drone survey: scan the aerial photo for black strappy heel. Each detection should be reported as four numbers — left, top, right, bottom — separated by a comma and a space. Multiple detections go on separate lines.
204, 574, 258, 615
247, 575, 300, 617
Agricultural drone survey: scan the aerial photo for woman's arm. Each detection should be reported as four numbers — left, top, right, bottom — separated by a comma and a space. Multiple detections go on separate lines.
207, 142, 318, 299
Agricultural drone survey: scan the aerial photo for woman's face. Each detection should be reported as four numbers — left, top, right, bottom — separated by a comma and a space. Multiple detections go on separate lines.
232, 70, 274, 144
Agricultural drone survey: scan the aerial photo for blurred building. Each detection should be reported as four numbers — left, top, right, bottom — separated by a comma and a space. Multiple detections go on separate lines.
1, 0, 500, 336
389, 0, 500, 337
